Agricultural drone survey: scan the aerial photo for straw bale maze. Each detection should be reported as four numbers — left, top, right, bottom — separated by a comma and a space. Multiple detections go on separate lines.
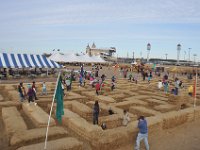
0, 77, 200, 150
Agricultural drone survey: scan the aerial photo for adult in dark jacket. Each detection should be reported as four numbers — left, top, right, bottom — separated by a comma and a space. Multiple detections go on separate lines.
93, 101, 100, 125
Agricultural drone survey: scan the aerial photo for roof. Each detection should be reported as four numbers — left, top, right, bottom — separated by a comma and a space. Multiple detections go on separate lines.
0, 53, 61, 68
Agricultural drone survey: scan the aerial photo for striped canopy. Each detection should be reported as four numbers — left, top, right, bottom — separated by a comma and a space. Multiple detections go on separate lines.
0, 53, 61, 68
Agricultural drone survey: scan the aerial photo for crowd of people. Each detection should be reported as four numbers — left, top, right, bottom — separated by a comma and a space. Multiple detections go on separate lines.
16, 64, 198, 150
18, 81, 42, 105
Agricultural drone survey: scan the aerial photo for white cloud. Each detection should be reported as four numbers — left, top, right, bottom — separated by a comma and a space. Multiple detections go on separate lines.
1, 0, 200, 26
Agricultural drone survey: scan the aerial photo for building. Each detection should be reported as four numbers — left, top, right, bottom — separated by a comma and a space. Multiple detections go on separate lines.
86, 43, 116, 57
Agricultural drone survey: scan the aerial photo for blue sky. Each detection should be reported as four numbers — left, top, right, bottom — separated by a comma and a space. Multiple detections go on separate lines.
0, 0, 200, 61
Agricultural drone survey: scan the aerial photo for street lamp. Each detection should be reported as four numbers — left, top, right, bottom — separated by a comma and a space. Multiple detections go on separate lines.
193, 54, 197, 64
188, 48, 191, 63
165, 53, 168, 60
177, 44, 181, 65
184, 51, 186, 61
132, 51, 135, 62
147, 43, 151, 63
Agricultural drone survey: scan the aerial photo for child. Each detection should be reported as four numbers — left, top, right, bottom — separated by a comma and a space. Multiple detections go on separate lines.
122, 110, 130, 126
41, 82, 47, 95
128, 74, 132, 81
101, 122, 107, 130
158, 80, 163, 90
65, 77, 71, 91
111, 81, 115, 91
95, 81, 100, 96
148, 76, 151, 84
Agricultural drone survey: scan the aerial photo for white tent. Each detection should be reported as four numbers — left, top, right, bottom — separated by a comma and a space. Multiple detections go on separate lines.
49, 53, 106, 63
48, 53, 66, 62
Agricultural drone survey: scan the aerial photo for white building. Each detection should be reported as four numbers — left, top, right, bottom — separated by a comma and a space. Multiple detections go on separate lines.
86, 43, 116, 57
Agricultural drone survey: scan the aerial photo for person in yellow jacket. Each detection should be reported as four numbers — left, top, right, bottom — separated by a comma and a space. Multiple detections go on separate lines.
188, 85, 193, 96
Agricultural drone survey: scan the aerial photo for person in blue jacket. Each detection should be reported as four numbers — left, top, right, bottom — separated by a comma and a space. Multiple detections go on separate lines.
135, 116, 149, 150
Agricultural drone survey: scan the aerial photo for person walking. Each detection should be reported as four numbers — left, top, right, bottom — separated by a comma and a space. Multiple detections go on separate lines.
174, 78, 180, 95
32, 81, 38, 100
27, 84, 37, 105
65, 77, 71, 91
93, 101, 100, 125
18, 82, 25, 102
41, 82, 47, 95
95, 81, 100, 95
135, 116, 149, 150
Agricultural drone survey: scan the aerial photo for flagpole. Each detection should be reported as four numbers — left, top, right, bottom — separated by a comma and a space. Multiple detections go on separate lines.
44, 71, 61, 149
194, 67, 198, 108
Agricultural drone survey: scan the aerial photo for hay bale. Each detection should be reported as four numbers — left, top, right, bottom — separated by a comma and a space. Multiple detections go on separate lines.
159, 111, 188, 129
22, 103, 55, 127
151, 96, 168, 101
95, 128, 130, 150
4, 85, 15, 91
64, 92, 86, 100
123, 91, 139, 96
63, 109, 102, 141
194, 106, 200, 119
109, 93, 126, 99
142, 98, 168, 105
96, 95, 115, 104
16, 137, 83, 150
70, 101, 92, 119
129, 106, 161, 117
8, 90, 20, 101
154, 104, 177, 113
114, 100, 148, 110
0, 101, 21, 110
99, 114, 122, 129
123, 95, 149, 101
2, 107, 27, 136
168, 95, 190, 105
81, 91, 97, 97
146, 116, 163, 136
0, 94, 3, 101
10, 126, 68, 146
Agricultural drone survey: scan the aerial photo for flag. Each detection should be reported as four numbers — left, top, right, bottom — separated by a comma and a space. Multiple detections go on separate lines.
55, 77, 64, 123
152, 64, 156, 70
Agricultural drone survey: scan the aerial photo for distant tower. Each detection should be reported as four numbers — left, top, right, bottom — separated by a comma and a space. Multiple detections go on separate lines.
91, 42, 96, 49
177, 44, 181, 65
147, 43, 151, 63
86, 44, 92, 56
165, 53, 168, 60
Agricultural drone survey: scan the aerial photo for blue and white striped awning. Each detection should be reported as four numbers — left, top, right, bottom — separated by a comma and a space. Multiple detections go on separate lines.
0, 53, 61, 68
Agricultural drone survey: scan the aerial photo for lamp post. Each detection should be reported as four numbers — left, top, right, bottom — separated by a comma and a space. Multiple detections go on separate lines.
147, 43, 151, 63
132, 51, 135, 62
184, 51, 186, 61
193, 54, 197, 64
177, 44, 181, 65
188, 48, 191, 63
165, 53, 168, 60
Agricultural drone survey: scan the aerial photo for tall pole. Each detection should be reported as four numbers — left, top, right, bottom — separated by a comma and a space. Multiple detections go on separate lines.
133, 51, 135, 62
188, 48, 191, 64
193, 54, 197, 64
177, 44, 181, 65
44, 72, 61, 149
184, 51, 186, 61
165, 53, 168, 60
194, 67, 197, 107
147, 43, 151, 63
